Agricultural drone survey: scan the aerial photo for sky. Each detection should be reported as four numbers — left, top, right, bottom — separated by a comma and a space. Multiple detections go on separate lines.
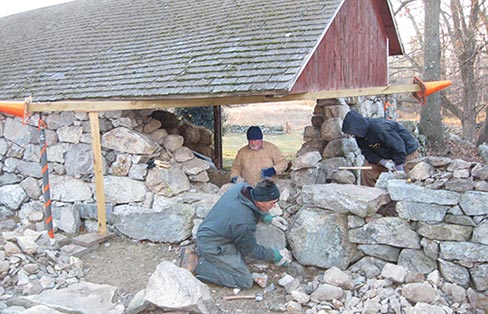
0, 0, 73, 18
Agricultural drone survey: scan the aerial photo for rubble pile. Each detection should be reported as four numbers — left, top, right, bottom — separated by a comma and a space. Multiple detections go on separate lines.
272, 265, 487, 314
0, 220, 87, 300
406, 156, 488, 192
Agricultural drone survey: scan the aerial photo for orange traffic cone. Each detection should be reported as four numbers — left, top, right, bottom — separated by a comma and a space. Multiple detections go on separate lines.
0, 96, 31, 123
412, 76, 452, 104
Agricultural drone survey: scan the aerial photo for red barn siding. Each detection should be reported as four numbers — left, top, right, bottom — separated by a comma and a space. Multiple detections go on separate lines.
291, 0, 388, 94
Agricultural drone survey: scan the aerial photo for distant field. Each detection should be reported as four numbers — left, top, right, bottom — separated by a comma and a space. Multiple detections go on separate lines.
222, 102, 313, 169
222, 130, 304, 169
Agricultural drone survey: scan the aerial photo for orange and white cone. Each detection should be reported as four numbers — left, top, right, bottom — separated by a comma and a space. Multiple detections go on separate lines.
0, 96, 31, 123
412, 76, 452, 104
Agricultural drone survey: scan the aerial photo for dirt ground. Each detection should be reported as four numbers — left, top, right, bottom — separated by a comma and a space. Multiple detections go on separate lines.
80, 235, 315, 314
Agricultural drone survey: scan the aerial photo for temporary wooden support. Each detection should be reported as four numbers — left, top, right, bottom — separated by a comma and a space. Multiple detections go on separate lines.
89, 112, 107, 235
213, 106, 223, 169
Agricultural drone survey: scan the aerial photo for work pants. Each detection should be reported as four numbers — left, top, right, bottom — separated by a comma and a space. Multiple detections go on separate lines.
361, 151, 419, 187
195, 240, 253, 289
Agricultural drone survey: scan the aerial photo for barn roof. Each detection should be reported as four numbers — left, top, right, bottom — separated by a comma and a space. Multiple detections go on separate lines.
0, 0, 402, 102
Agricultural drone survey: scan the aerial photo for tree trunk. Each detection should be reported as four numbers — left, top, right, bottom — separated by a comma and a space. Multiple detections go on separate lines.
477, 105, 488, 146
419, 0, 444, 153
450, 0, 479, 143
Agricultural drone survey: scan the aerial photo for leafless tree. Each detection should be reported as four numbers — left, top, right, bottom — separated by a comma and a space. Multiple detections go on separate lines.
419, 0, 445, 152
446, 0, 481, 142
390, 0, 488, 144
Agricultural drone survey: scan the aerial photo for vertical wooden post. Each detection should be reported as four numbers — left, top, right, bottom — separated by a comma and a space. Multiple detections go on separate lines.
213, 105, 223, 169
89, 112, 107, 235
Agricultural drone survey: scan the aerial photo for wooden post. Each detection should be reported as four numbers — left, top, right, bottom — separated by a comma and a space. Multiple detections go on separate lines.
213, 106, 223, 169
89, 112, 107, 235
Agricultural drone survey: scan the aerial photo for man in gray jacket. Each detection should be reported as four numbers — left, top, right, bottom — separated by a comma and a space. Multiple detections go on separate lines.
193, 179, 291, 289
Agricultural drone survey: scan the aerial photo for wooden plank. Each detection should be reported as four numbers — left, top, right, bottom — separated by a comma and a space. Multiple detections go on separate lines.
25, 84, 422, 113
61, 243, 100, 257
89, 112, 107, 235
213, 106, 223, 169
337, 166, 373, 170
72, 232, 115, 247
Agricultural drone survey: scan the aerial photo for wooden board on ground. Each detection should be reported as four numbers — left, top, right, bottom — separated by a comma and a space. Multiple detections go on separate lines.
61, 243, 100, 257
72, 232, 115, 248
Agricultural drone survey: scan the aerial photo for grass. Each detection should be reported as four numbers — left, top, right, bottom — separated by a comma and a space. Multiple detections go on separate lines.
222, 129, 304, 169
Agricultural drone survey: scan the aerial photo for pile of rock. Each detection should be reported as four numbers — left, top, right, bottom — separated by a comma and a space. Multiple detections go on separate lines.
274, 265, 486, 314
283, 152, 488, 295
407, 156, 488, 192
0, 219, 88, 300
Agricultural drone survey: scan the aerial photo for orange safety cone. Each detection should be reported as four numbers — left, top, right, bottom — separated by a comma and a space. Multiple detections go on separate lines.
0, 97, 31, 123
412, 76, 452, 105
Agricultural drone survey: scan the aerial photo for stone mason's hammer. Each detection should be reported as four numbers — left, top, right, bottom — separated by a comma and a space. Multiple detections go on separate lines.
224, 293, 264, 301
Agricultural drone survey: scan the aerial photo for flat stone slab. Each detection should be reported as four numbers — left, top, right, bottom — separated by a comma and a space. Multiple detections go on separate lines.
11, 282, 124, 314
72, 232, 115, 247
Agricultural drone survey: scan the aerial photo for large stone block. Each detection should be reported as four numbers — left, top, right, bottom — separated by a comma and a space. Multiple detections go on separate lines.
288, 207, 356, 270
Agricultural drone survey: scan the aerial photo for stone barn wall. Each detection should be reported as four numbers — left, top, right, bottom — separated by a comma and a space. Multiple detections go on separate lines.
0, 110, 217, 239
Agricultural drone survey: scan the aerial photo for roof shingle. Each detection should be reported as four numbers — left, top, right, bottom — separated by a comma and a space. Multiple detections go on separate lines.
0, 0, 343, 101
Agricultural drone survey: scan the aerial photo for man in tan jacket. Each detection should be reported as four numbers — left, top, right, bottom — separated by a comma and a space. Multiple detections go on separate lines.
230, 126, 288, 186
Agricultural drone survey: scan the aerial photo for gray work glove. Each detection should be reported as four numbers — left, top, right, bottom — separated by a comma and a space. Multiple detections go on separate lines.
263, 214, 289, 231
271, 216, 289, 231
395, 164, 405, 172
379, 159, 395, 171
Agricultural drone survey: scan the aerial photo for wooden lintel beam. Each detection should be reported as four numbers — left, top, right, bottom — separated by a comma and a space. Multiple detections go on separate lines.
25, 84, 422, 113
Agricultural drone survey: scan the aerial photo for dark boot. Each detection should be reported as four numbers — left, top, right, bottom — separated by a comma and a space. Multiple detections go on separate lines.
178, 245, 198, 274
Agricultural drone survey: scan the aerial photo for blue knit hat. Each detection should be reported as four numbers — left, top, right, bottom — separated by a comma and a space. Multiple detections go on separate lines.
246, 126, 263, 140
252, 179, 280, 202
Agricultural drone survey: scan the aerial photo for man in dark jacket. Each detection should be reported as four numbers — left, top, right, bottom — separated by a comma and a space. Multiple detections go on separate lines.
341, 110, 419, 187
194, 179, 291, 289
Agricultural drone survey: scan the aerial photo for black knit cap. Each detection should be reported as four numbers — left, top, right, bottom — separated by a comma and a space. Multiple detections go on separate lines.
246, 126, 263, 140
252, 179, 280, 202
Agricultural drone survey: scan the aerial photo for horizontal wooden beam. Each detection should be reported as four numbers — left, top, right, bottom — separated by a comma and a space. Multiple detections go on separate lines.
23, 84, 421, 113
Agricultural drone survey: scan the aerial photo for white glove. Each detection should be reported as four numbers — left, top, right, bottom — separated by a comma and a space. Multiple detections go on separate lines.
273, 248, 292, 266
271, 216, 289, 231
379, 159, 395, 171
279, 248, 292, 265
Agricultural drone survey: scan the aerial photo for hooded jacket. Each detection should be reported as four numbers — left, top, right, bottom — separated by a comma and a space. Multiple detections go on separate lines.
196, 182, 274, 261
342, 110, 419, 165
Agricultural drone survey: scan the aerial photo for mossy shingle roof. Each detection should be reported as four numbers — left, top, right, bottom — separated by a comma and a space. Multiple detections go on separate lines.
0, 0, 377, 101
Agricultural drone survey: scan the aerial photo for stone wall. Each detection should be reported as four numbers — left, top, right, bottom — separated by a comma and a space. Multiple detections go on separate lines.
288, 152, 488, 293
296, 97, 388, 185
0, 110, 217, 238
290, 97, 488, 292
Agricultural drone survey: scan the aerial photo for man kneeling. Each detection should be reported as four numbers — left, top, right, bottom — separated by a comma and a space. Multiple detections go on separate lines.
193, 179, 291, 289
